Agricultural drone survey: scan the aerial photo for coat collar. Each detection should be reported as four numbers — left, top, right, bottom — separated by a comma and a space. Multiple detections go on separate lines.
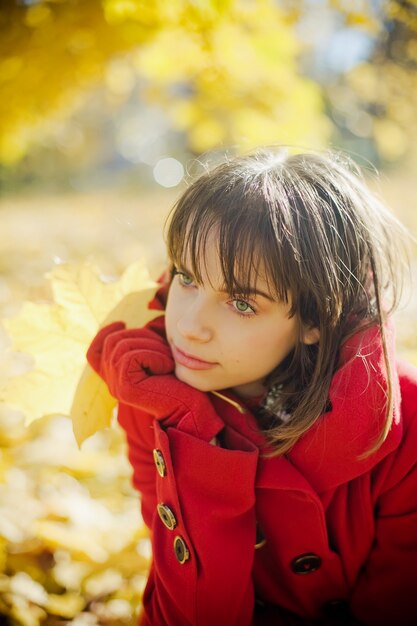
211, 319, 403, 492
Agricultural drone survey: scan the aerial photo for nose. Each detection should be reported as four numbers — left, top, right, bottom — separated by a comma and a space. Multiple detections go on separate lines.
176, 295, 212, 343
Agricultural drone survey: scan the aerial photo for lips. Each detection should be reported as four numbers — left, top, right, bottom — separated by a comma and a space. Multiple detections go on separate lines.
171, 344, 217, 370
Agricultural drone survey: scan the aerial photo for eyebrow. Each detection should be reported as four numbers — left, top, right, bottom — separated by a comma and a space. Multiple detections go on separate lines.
218, 287, 275, 302
176, 262, 275, 302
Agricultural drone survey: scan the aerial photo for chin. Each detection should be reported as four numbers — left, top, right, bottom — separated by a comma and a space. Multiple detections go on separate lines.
174, 366, 216, 392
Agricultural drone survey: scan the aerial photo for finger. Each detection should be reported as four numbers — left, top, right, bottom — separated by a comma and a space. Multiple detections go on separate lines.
124, 348, 174, 381
104, 337, 171, 385
110, 349, 174, 399
101, 327, 166, 367
108, 337, 172, 376
86, 321, 125, 373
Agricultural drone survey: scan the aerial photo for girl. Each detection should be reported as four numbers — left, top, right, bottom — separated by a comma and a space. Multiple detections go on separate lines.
86, 148, 417, 626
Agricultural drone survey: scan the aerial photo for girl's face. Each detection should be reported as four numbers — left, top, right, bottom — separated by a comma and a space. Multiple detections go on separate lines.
165, 235, 315, 399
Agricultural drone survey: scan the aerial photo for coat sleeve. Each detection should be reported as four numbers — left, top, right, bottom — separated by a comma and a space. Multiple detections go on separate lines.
350, 381, 417, 626
117, 402, 260, 626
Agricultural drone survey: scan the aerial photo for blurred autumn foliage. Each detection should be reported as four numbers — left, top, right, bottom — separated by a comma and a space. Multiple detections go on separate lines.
1, 0, 416, 175
1, 1, 417, 625
334, 0, 417, 162
0, 0, 328, 168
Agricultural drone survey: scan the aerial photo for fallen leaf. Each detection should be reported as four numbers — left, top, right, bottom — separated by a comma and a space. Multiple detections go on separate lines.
45, 592, 86, 618
0, 259, 160, 446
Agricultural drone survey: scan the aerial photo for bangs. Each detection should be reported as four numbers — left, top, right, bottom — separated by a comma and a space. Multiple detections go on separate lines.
165, 175, 293, 304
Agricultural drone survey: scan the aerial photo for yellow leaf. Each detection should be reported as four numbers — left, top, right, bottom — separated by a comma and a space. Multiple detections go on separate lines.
46, 258, 156, 330
0, 259, 161, 446
2, 369, 83, 425
345, 12, 379, 33
71, 365, 117, 447
101, 289, 161, 327
45, 592, 85, 618
71, 289, 163, 447
0, 537, 7, 573
9, 602, 46, 626
1, 302, 90, 421
10, 572, 48, 606
35, 520, 109, 562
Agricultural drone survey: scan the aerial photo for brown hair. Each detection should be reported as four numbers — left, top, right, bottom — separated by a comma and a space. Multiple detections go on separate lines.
165, 148, 409, 456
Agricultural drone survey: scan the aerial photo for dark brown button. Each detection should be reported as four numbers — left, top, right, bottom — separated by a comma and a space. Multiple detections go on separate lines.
157, 503, 177, 530
291, 553, 321, 575
322, 599, 351, 621
174, 536, 190, 564
153, 448, 166, 477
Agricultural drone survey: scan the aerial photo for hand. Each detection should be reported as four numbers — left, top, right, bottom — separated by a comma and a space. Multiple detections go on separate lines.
86, 315, 169, 378
116, 369, 224, 442
86, 318, 223, 442
86, 317, 174, 395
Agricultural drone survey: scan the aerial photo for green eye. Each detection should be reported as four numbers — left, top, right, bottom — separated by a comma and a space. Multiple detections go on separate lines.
234, 299, 250, 313
179, 272, 193, 286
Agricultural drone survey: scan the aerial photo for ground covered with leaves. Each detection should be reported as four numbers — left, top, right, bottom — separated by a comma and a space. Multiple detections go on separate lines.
0, 410, 150, 626
0, 189, 173, 626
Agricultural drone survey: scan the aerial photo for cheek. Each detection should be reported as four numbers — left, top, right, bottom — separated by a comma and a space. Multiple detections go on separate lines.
238, 322, 297, 362
225, 327, 267, 365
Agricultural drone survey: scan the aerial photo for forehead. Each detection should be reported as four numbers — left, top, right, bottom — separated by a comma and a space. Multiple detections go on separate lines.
180, 227, 274, 295
167, 187, 291, 303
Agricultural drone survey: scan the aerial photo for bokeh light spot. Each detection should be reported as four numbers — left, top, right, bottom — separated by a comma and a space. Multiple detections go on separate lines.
153, 158, 184, 187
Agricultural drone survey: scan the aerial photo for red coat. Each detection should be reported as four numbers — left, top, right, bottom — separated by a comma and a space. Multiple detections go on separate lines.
112, 319, 417, 626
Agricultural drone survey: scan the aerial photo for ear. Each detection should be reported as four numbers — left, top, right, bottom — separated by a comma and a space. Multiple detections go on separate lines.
302, 325, 320, 345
